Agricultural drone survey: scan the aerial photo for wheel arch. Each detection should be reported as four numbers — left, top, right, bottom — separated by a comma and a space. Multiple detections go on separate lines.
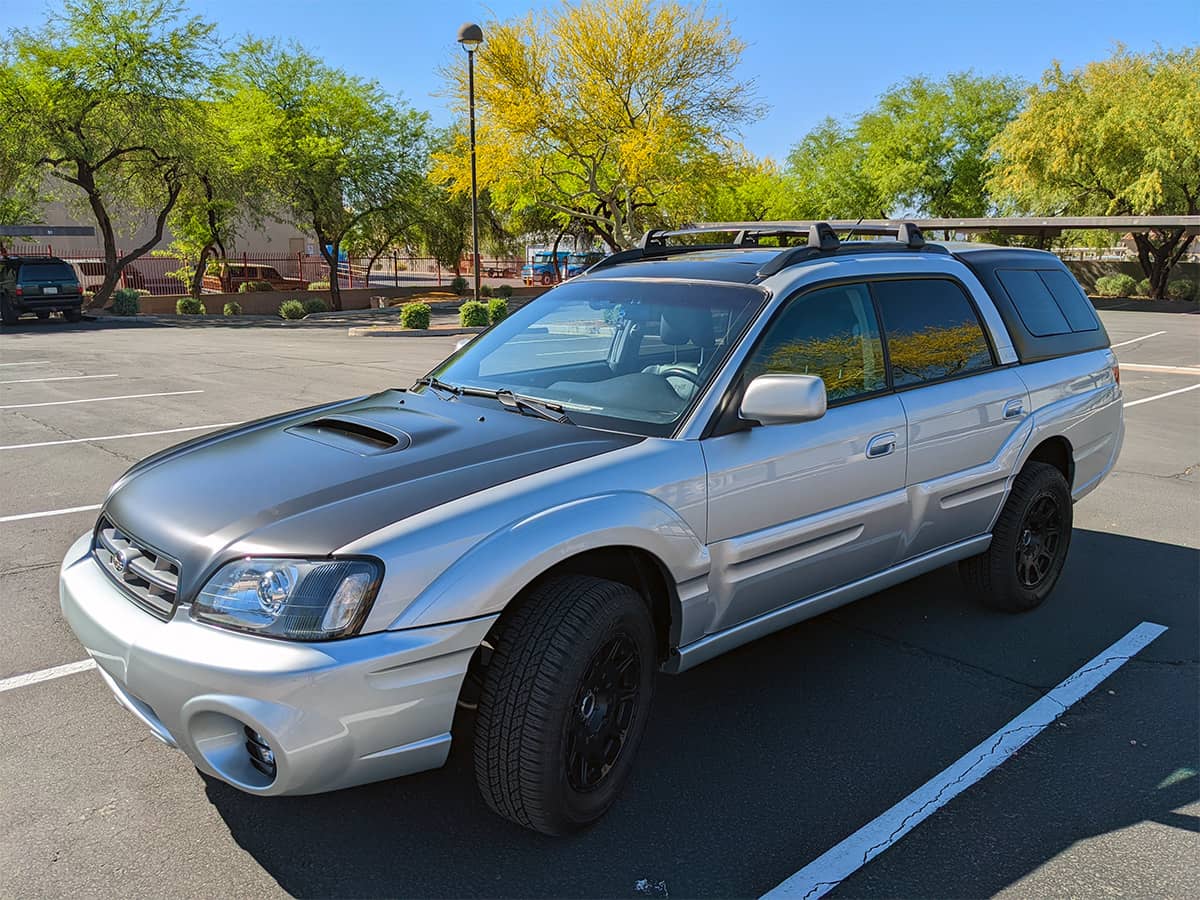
1024, 435, 1074, 488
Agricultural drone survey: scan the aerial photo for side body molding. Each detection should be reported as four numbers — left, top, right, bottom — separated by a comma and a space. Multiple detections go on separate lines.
388, 491, 711, 634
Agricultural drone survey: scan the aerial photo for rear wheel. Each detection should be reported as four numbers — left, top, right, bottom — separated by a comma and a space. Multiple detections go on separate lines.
0, 296, 18, 326
63, 307, 82, 323
960, 461, 1072, 612
474, 575, 656, 835
35, 310, 50, 320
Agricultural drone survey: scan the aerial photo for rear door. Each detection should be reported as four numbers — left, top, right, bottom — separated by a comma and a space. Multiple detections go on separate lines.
871, 277, 1029, 560
701, 282, 909, 632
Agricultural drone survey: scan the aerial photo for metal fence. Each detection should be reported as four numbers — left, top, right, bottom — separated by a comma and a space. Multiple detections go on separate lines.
5, 244, 526, 295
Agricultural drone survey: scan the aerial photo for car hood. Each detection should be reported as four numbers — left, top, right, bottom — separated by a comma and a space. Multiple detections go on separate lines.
102, 389, 640, 599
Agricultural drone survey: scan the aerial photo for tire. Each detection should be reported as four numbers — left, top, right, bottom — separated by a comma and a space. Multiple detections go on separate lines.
64, 307, 82, 323
0, 295, 18, 326
540, 272, 553, 286
960, 461, 1073, 612
35, 310, 50, 320
474, 575, 656, 835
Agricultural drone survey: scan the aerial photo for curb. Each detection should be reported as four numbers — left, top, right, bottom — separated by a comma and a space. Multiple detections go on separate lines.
347, 325, 489, 338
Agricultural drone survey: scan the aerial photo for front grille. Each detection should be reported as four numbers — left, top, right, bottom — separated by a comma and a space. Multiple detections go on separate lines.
93, 516, 180, 620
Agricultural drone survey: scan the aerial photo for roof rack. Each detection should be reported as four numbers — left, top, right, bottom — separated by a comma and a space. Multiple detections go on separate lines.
585, 220, 939, 277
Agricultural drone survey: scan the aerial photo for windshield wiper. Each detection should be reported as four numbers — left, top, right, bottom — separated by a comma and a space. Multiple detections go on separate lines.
494, 389, 572, 424
413, 375, 460, 399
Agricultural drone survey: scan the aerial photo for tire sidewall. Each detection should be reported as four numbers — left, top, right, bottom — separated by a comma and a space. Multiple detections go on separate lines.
997, 470, 1073, 610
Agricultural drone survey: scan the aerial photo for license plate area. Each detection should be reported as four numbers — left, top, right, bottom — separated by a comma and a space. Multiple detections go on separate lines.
43, 286, 58, 294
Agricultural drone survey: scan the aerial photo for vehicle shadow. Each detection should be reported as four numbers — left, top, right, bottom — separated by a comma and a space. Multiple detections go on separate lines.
204, 529, 1198, 898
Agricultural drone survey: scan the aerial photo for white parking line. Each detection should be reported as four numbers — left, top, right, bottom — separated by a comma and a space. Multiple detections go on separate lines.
0, 504, 102, 523
0, 389, 203, 410
761, 621, 1168, 900
0, 658, 97, 693
1120, 363, 1200, 376
1124, 384, 1200, 408
0, 359, 51, 367
1111, 330, 1167, 349
0, 421, 241, 451
0, 373, 119, 385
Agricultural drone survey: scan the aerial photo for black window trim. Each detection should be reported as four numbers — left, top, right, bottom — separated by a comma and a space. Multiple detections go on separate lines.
703, 272, 1005, 438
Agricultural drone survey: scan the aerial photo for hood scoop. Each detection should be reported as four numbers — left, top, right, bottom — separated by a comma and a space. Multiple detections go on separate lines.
286, 415, 412, 455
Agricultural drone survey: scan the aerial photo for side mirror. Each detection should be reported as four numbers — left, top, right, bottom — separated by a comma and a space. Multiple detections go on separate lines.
739, 374, 827, 426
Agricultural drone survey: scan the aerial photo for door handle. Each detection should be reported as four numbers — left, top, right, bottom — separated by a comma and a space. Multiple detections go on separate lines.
1003, 399, 1024, 419
866, 432, 897, 459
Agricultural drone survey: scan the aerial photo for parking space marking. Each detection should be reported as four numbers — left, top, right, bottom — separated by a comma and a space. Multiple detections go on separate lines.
1111, 331, 1167, 349
0, 389, 203, 410
1120, 363, 1200, 376
0, 360, 51, 367
0, 658, 97, 694
761, 621, 1168, 900
1124, 384, 1200, 408
0, 373, 119, 385
0, 422, 242, 452
0, 504, 102, 523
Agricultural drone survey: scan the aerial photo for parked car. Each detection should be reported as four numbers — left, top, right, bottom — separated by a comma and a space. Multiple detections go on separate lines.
201, 263, 309, 293
69, 258, 148, 294
0, 256, 84, 324
60, 222, 1123, 835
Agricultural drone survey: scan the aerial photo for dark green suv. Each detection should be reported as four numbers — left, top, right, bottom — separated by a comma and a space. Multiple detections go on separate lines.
0, 256, 85, 325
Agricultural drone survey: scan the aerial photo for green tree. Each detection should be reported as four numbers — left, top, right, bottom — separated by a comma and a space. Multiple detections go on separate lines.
215, 40, 429, 309
991, 46, 1200, 297
778, 118, 886, 219
434, 0, 762, 250
0, 0, 215, 305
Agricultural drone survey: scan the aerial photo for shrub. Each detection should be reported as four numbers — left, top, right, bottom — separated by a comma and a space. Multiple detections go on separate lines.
1166, 279, 1197, 301
487, 297, 508, 324
450, 274, 469, 295
1135, 278, 1152, 297
176, 296, 204, 315
302, 298, 329, 315
237, 280, 273, 293
307, 280, 330, 291
1093, 274, 1137, 297
459, 300, 489, 327
111, 289, 141, 316
479, 284, 493, 298
496, 283, 513, 298
223, 301, 242, 316
278, 299, 307, 320
399, 302, 431, 329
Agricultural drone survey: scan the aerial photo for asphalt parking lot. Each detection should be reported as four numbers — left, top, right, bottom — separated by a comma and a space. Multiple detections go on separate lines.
1, 307, 1197, 898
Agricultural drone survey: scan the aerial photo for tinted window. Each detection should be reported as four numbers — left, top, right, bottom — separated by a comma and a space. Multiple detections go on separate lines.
1038, 269, 1099, 332
995, 269, 1070, 336
743, 283, 887, 403
19, 262, 74, 280
873, 279, 993, 387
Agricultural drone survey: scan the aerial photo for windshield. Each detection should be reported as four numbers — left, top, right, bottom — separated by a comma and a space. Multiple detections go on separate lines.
427, 278, 766, 437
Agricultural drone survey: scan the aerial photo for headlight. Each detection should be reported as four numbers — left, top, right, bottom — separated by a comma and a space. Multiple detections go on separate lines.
191, 557, 382, 640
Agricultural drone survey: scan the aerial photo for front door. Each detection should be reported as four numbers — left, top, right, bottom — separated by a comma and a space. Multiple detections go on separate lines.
701, 282, 909, 634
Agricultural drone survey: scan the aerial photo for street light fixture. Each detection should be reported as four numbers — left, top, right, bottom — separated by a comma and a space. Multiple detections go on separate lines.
457, 22, 484, 303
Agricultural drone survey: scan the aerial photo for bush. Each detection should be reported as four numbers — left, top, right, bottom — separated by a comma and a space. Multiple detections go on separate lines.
307, 280, 330, 291
1166, 279, 1197, 301
237, 280, 273, 293
479, 284, 493, 298
223, 301, 242, 317
487, 297, 508, 324
1094, 274, 1137, 297
278, 299, 307, 320
302, 298, 329, 315
111, 289, 141, 316
176, 296, 204, 315
459, 300, 489, 327
399, 302, 431, 329
450, 274, 469, 295
496, 283, 513, 298
1135, 278, 1152, 297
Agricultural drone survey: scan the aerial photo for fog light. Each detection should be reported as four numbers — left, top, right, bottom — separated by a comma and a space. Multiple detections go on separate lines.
244, 725, 277, 778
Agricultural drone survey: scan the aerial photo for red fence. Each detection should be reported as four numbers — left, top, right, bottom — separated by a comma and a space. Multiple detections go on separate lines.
6, 244, 527, 295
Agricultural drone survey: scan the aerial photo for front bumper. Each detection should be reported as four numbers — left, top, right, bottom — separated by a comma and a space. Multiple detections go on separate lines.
59, 533, 496, 796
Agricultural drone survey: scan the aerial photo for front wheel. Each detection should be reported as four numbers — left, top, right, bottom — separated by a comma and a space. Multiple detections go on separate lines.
960, 461, 1073, 612
0, 295, 18, 326
474, 575, 656, 835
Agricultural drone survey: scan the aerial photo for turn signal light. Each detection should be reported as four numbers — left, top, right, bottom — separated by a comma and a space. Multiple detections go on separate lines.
1112, 364, 1120, 385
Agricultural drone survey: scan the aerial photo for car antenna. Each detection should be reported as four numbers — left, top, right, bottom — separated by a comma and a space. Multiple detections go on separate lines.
843, 216, 865, 242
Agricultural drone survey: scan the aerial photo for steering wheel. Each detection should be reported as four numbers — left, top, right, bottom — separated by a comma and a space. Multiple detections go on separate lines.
658, 367, 703, 388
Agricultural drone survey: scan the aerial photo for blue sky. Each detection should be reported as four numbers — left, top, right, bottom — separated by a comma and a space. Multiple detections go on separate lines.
6, 0, 1198, 160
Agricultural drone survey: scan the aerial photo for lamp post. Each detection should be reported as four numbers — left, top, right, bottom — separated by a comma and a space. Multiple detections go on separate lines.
457, 22, 484, 303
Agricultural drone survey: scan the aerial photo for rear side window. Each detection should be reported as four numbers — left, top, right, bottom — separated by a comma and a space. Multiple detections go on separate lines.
872, 279, 994, 388
996, 268, 1099, 336
19, 262, 74, 280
